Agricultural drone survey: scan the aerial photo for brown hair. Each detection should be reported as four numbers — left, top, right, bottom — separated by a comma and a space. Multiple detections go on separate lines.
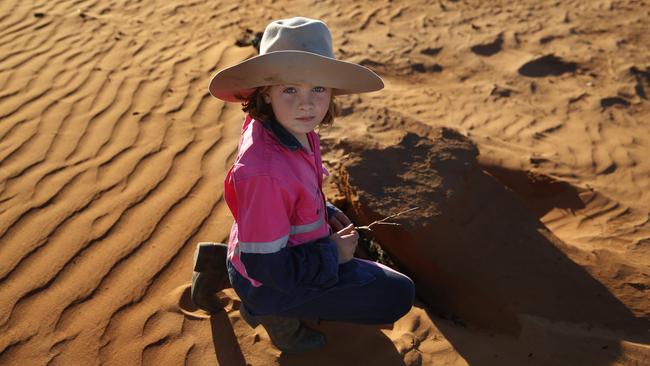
241, 87, 339, 127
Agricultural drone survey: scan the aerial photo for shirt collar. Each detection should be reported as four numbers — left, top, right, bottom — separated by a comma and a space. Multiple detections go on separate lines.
261, 118, 302, 152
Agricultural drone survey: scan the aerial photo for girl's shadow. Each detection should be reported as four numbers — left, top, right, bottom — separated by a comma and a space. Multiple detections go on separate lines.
194, 291, 406, 366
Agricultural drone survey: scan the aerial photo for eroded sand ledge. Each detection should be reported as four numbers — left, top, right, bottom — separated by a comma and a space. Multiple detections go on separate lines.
328, 126, 649, 337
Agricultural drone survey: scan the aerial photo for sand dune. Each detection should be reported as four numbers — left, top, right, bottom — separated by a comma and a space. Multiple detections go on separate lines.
1, 0, 649, 365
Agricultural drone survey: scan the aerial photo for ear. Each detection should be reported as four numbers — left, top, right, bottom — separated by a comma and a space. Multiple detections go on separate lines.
263, 92, 271, 104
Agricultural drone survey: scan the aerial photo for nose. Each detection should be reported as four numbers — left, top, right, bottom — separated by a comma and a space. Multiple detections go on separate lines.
298, 91, 314, 110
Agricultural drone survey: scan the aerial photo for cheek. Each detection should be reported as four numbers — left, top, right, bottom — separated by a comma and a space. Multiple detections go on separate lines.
318, 99, 332, 114
316, 94, 332, 110
271, 98, 293, 116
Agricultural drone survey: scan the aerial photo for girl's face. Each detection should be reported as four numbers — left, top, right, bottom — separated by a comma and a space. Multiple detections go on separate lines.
264, 84, 332, 141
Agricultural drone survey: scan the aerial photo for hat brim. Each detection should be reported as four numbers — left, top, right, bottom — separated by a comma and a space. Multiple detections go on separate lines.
208, 51, 384, 102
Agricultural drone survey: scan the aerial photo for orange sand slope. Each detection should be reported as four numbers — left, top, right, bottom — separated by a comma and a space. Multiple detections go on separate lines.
1, 0, 649, 365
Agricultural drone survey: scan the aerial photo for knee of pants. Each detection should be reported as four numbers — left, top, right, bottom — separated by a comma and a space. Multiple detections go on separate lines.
383, 275, 416, 323
399, 277, 416, 317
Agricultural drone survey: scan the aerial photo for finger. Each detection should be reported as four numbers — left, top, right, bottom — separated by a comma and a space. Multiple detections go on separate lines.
340, 232, 359, 241
337, 223, 354, 235
343, 229, 358, 238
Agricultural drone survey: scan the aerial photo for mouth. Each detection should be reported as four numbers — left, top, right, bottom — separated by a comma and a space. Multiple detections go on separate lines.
296, 116, 316, 122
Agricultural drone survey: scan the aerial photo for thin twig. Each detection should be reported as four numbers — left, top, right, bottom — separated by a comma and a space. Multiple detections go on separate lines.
355, 207, 419, 232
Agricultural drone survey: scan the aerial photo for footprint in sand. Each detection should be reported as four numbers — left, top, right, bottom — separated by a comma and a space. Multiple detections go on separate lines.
160, 283, 238, 319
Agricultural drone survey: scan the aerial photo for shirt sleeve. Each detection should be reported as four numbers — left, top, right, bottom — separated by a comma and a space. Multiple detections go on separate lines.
325, 201, 343, 219
234, 174, 339, 293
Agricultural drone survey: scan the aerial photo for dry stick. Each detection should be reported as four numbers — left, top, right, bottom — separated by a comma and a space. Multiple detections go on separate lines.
355, 207, 419, 232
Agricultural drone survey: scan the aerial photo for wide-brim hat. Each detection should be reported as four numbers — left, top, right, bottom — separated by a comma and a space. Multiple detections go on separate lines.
209, 17, 384, 103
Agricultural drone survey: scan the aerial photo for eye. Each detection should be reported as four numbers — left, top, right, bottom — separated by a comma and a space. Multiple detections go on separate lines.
282, 87, 296, 94
312, 86, 326, 93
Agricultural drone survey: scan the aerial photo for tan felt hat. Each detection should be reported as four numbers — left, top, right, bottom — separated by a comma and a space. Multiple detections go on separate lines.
209, 17, 384, 103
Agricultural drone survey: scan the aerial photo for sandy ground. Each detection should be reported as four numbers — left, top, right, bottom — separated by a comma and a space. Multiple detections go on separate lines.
1, 0, 649, 365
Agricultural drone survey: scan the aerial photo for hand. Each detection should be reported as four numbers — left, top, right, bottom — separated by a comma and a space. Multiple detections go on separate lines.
329, 209, 352, 232
329, 224, 358, 264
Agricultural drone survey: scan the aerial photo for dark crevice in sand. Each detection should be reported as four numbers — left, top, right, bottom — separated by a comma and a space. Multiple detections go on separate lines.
0, 17, 41, 43
359, 8, 381, 30
86, 70, 113, 117
142, 335, 173, 360
235, 29, 262, 51
0, 87, 20, 103
420, 47, 443, 56
162, 60, 198, 116
45, 333, 77, 366
0, 260, 60, 328
141, 310, 165, 338
600, 96, 630, 108
359, 58, 384, 68
539, 34, 564, 44
518, 54, 578, 77
0, 333, 35, 361
490, 84, 515, 98
410, 62, 443, 73
0, 126, 41, 175
581, 200, 621, 222
470, 33, 504, 56
630, 66, 649, 99
0, 118, 28, 146
0, 1, 23, 30
0, 222, 43, 278
96, 145, 138, 176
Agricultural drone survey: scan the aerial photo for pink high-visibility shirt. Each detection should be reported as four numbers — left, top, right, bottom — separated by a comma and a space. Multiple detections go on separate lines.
224, 116, 330, 286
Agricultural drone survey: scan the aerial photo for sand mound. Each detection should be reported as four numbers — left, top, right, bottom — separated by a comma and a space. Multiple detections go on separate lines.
324, 121, 650, 364
335, 122, 647, 334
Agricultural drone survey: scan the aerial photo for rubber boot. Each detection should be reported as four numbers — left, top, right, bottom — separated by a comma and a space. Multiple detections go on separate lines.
239, 305, 325, 353
191, 242, 230, 313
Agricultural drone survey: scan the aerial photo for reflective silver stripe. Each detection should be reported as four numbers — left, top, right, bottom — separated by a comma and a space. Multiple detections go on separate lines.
290, 216, 325, 235
239, 235, 289, 254
237, 216, 325, 255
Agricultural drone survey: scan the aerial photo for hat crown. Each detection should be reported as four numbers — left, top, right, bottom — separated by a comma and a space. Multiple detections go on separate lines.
260, 17, 335, 58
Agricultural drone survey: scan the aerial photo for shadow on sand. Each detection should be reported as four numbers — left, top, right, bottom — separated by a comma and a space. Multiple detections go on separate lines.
339, 130, 649, 365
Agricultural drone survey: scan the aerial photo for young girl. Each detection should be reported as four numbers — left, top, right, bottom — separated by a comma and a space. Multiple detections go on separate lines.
194, 17, 415, 354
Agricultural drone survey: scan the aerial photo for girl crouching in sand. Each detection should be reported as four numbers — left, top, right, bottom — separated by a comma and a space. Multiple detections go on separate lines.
193, 17, 415, 354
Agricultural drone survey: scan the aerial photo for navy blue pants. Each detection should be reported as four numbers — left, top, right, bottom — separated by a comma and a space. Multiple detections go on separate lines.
228, 258, 415, 325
